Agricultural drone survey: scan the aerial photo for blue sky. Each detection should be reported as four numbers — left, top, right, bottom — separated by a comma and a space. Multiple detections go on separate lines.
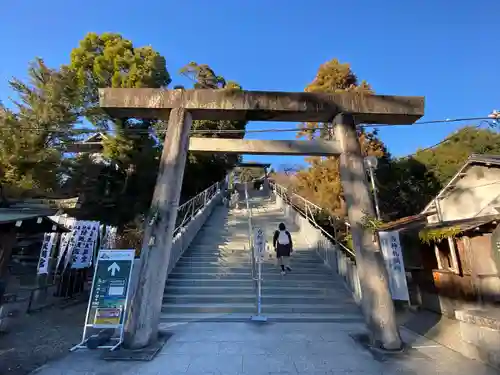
1, 1, 499, 169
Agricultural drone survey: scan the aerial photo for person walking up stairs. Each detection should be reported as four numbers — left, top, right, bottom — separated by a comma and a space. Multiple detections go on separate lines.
273, 222, 293, 275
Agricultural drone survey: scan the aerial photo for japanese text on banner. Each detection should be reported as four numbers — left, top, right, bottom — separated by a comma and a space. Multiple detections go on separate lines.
378, 231, 409, 301
37, 232, 56, 275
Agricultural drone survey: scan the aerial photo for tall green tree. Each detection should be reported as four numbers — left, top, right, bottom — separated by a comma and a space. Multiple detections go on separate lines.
64, 32, 171, 226
376, 157, 441, 219
413, 126, 500, 185
373, 125, 500, 219
179, 62, 247, 198
0, 59, 80, 194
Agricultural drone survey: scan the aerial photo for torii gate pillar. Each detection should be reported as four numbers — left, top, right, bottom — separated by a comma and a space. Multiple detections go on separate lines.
334, 113, 401, 350
124, 108, 192, 349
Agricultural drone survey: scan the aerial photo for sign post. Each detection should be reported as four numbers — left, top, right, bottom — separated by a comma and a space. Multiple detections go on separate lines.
71, 249, 135, 351
253, 227, 265, 262
251, 227, 267, 322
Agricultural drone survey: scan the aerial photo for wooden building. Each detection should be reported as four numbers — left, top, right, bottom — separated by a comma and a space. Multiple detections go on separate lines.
382, 154, 500, 316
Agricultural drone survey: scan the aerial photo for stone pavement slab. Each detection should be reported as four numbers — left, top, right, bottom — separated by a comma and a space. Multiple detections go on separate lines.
30, 322, 499, 375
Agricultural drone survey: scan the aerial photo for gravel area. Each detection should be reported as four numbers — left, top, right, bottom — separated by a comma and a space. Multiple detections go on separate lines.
0, 303, 86, 375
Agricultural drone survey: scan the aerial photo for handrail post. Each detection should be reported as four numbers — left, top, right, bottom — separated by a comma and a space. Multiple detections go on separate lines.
244, 184, 256, 285
256, 257, 263, 315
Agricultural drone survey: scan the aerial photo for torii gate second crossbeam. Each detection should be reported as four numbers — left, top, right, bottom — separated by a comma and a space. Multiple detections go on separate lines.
98, 88, 424, 352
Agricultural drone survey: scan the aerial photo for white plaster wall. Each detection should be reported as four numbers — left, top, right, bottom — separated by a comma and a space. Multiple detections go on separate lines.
438, 165, 500, 221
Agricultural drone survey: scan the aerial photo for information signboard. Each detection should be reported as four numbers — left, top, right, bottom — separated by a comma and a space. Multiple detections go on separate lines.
253, 227, 265, 262
71, 249, 135, 351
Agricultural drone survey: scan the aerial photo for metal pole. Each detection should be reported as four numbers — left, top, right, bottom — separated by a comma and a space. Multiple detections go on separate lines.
368, 166, 381, 220
251, 245, 267, 322
257, 261, 262, 315
245, 184, 256, 292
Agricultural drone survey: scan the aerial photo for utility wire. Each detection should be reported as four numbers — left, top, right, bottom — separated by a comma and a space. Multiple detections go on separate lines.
0, 116, 495, 137
3, 69, 498, 149
398, 120, 496, 159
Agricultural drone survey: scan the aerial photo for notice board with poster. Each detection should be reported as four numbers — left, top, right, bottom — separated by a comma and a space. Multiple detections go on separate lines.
71, 249, 135, 351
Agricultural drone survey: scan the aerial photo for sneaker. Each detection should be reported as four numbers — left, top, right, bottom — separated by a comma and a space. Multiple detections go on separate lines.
286, 266, 292, 272
280, 270, 286, 276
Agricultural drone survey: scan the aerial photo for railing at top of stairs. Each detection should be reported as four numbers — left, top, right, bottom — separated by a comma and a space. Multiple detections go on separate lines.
271, 182, 355, 258
173, 180, 223, 238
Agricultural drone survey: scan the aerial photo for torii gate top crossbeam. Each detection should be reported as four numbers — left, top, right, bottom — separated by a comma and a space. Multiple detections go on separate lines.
99, 88, 424, 124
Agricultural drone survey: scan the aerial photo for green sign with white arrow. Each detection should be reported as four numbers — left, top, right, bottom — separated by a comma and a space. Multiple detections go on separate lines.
85, 249, 135, 328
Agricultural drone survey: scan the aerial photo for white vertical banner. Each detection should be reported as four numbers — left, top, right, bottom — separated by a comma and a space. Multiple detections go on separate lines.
64, 221, 84, 269
56, 217, 76, 271
378, 231, 409, 301
88, 221, 100, 266
72, 221, 99, 269
37, 232, 56, 275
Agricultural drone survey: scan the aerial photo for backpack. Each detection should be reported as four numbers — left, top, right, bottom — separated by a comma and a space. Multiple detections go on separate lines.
277, 230, 290, 245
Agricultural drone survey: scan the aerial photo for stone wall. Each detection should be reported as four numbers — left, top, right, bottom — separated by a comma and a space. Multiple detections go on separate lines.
167, 190, 222, 275
455, 308, 500, 370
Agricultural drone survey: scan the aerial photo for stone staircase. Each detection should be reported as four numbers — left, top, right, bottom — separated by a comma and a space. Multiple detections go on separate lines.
161, 196, 363, 324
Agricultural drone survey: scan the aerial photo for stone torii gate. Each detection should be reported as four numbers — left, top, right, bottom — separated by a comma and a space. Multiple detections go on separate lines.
97, 88, 424, 351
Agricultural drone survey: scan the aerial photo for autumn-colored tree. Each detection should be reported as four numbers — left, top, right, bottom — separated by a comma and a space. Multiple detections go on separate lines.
300, 58, 372, 140
237, 167, 266, 183
294, 58, 388, 216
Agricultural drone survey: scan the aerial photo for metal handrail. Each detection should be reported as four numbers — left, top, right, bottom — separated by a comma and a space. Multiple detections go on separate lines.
244, 184, 257, 285
272, 182, 356, 258
244, 184, 265, 319
173, 181, 222, 237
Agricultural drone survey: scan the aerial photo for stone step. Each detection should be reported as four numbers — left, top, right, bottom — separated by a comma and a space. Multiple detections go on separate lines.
179, 254, 321, 260
160, 198, 360, 324
162, 294, 356, 305
168, 272, 336, 281
175, 260, 325, 267
165, 278, 341, 288
174, 259, 324, 267
159, 312, 364, 324
163, 285, 346, 296
178, 256, 323, 264
192, 250, 318, 256
172, 265, 332, 274
161, 303, 359, 314
166, 279, 254, 287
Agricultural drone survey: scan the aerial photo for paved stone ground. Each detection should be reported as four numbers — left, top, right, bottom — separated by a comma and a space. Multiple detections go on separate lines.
0, 303, 86, 375
30, 321, 498, 375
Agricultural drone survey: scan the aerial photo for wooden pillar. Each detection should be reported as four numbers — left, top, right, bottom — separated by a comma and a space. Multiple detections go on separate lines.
334, 113, 402, 350
124, 107, 192, 349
